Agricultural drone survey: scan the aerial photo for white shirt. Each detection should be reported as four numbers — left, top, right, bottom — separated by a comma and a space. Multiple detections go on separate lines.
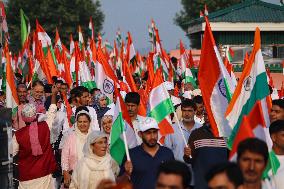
269, 155, 284, 189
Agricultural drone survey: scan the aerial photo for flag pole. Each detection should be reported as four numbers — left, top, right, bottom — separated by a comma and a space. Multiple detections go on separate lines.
173, 111, 188, 148
160, 80, 188, 148
122, 125, 131, 161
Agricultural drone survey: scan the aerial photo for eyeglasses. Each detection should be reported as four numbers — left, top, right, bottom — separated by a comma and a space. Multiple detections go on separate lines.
92, 140, 108, 146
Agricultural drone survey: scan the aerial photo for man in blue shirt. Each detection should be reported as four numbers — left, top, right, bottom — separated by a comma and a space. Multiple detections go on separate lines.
164, 99, 201, 161
119, 117, 175, 189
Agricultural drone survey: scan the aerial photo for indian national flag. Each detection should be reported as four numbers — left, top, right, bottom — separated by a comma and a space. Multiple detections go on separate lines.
5, 50, 19, 115
70, 34, 75, 55
149, 68, 174, 137
110, 95, 126, 165
88, 17, 94, 40
96, 46, 118, 101
179, 40, 187, 76
36, 20, 51, 54
36, 20, 58, 67
116, 28, 122, 47
54, 28, 63, 52
225, 28, 279, 178
110, 87, 135, 165
78, 25, 84, 50
184, 67, 197, 89
78, 61, 96, 90
126, 32, 136, 63
198, 16, 235, 137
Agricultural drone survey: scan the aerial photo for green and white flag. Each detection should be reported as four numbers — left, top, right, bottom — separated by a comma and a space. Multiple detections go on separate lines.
184, 68, 197, 89
79, 61, 96, 90
20, 9, 30, 47
110, 95, 128, 165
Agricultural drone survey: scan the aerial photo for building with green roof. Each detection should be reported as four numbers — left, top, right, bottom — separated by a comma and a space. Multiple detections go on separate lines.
186, 0, 284, 69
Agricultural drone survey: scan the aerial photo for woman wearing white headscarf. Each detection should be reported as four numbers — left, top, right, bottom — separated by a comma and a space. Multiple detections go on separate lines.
69, 131, 119, 189
61, 108, 92, 188
101, 114, 113, 136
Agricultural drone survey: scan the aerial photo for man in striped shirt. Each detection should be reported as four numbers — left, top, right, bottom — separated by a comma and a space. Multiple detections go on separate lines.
183, 110, 228, 189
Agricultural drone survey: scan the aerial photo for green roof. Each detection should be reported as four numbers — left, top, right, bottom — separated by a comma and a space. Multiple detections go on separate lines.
187, 0, 284, 26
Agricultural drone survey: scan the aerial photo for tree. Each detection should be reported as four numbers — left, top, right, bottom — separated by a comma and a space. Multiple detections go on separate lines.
174, 0, 241, 32
6, 0, 104, 52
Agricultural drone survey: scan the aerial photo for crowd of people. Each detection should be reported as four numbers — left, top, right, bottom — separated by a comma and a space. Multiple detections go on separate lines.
1, 74, 283, 189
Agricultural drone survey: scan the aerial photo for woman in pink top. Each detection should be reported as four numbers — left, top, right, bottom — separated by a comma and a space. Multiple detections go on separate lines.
61, 108, 92, 188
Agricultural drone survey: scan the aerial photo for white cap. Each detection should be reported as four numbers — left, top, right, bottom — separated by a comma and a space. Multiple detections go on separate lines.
104, 107, 114, 117
163, 81, 174, 91
139, 117, 159, 132
192, 89, 202, 97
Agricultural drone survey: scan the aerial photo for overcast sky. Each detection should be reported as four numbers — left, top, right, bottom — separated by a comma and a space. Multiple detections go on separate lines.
100, 0, 280, 52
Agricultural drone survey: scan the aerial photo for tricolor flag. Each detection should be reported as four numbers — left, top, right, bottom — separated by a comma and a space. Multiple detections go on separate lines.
179, 40, 197, 88
226, 28, 280, 178
36, 20, 58, 67
36, 20, 51, 54
54, 28, 63, 52
5, 49, 19, 115
116, 28, 122, 47
126, 32, 136, 64
0, 2, 9, 42
70, 34, 75, 55
78, 25, 84, 50
96, 46, 119, 101
110, 87, 136, 165
229, 101, 265, 160
78, 61, 96, 90
198, 17, 235, 137
226, 28, 271, 148
184, 67, 197, 89
149, 68, 174, 137
88, 17, 95, 40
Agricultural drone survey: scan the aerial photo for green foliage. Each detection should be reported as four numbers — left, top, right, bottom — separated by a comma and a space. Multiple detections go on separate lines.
6, 0, 105, 52
174, 0, 241, 32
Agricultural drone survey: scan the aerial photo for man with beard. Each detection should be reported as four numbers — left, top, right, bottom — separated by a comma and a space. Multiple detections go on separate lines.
193, 95, 205, 125
237, 138, 268, 189
13, 84, 28, 130
119, 117, 174, 189
164, 99, 201, 162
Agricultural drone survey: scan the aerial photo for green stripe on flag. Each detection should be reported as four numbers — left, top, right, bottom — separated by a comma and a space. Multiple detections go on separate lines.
228, 72, 269, 148
185, 76, 197, 89
81, 81, 97, 90
150, 98, 175, 123
224, 78, 233, 102
262, 150, 280, 179
12, 106, 18, 117
50, 46, 58, 67
110, 112, 126, 165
